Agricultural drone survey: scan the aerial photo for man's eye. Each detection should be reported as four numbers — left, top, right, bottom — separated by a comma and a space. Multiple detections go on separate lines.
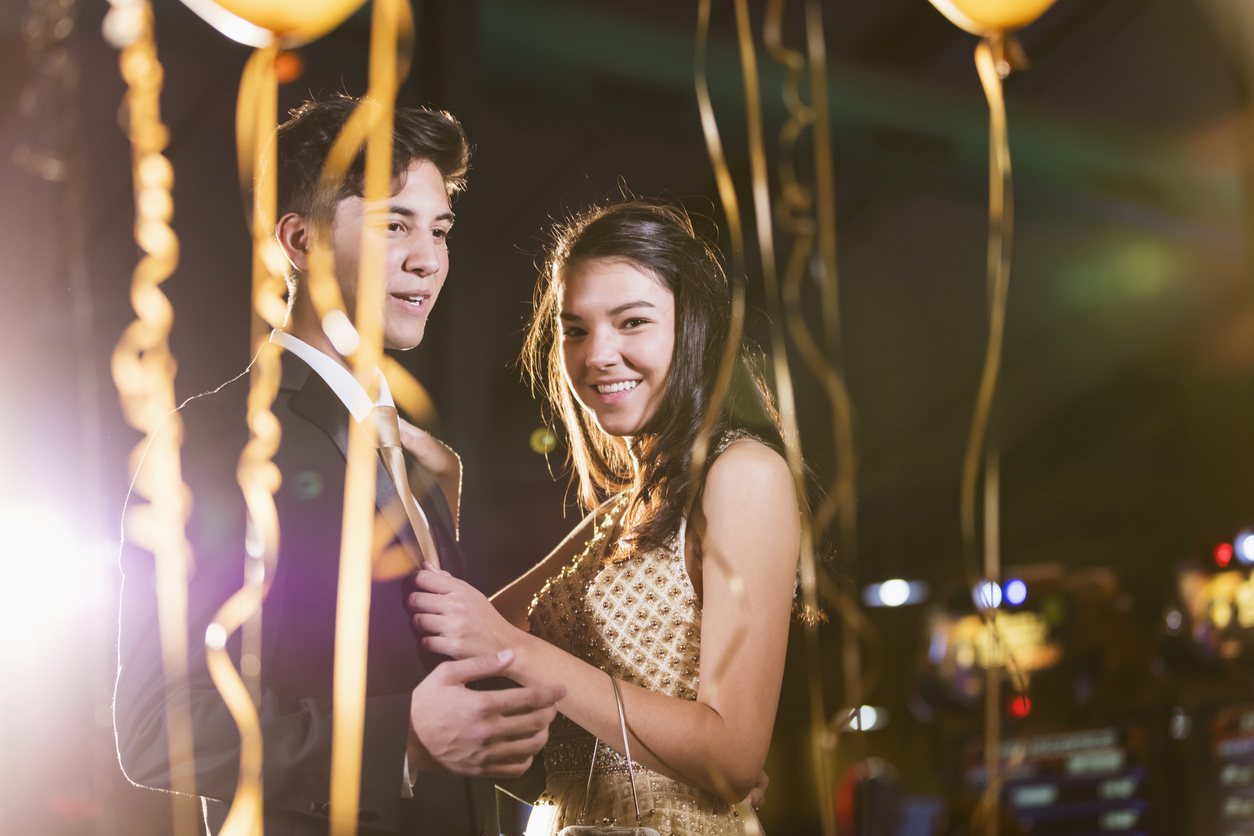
387, 221, 405, 233
433, 228, 449, 240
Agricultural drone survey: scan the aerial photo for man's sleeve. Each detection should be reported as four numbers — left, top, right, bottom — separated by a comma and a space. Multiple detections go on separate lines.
112, 418, 412, 832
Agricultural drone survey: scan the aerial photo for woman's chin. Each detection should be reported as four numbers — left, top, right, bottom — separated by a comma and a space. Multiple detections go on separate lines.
592, 413, 644, 439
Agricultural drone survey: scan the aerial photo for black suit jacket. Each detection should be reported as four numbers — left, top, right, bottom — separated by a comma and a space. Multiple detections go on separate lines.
115, 351, 497, 835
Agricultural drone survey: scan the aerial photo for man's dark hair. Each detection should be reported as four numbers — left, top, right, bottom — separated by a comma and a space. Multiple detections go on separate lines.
276, 95, 470, 224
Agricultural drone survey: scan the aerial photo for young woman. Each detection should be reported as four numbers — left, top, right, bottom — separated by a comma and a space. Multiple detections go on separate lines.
405, 201, 801, 834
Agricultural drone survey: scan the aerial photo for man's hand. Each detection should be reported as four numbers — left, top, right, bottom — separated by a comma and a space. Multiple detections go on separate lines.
408, 650, 564, 780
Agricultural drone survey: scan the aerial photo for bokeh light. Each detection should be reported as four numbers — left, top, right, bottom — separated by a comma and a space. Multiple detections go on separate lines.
974, 580, 1002, 610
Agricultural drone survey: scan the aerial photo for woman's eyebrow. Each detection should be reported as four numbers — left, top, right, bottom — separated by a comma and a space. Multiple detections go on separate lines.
608, 300, 654, 316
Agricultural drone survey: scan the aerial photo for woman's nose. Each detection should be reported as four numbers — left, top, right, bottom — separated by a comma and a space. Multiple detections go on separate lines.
585, 328, 620, 369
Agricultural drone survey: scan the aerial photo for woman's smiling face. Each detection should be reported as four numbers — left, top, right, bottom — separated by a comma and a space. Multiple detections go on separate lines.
560, 258, 676, 438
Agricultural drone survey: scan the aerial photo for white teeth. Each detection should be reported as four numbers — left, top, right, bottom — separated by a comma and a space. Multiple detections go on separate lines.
595, 381, 639, 394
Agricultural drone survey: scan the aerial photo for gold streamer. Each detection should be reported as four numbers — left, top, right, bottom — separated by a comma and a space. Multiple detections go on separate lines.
106, 3, 199, 835
695, 1, 837, 831
961, 38, 1028, 836
202, 38, 287, 836
328, 1, 406, 832
690, 0, 749, 709
763, 0, 873, 786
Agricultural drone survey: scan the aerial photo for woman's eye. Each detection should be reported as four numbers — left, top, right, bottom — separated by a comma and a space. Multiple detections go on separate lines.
562, 327, 586, 338
622, 318, 650, 329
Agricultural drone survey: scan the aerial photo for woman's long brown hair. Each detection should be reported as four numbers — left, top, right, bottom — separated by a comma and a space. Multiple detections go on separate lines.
522, 200, 785, 560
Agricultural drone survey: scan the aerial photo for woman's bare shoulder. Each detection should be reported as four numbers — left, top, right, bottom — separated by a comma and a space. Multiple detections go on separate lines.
703, 437, 796, 519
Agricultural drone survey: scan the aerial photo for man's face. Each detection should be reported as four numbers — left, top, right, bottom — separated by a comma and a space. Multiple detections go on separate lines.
329, 160, 452, 350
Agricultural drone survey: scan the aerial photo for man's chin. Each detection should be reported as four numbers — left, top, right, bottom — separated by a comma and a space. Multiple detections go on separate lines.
384, 324, 427, 352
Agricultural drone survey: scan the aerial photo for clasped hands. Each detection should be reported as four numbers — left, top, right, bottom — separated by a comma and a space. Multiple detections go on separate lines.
403, 564, 770, 810
404, 564, 559, 780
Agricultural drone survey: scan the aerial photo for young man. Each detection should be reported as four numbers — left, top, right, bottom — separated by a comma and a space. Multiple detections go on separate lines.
115, 98, 562, 836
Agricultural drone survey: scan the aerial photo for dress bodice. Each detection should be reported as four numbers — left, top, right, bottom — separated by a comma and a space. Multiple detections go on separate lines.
524, 488, 754, 835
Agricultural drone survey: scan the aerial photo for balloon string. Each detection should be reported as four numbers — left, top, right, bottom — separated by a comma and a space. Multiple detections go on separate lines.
205, 39, 285, 836
688, 0, 750, 803
728, 0, 835, 832
108, 5, 199, 835
764, 0, 874, 770
328, 0, 404, 831
965, 38, 1027, 836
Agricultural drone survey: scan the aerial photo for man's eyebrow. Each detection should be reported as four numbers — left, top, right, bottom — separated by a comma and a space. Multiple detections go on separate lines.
383, 207, 455, 224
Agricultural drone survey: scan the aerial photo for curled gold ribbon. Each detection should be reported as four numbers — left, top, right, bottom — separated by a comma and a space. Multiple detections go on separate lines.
328, 2, 408, 833
694, 1, 838, 830
108, 4, 200, 836
204, 39, 286, 836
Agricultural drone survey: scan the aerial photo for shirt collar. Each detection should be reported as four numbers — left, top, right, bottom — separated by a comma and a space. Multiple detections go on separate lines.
270, 330, 393, 423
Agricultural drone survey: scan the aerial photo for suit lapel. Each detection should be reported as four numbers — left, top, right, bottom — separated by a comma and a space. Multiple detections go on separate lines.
285, 354, 420, 564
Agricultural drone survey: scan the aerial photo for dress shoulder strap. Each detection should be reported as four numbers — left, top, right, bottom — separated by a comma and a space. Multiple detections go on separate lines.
678, 428, 762, 555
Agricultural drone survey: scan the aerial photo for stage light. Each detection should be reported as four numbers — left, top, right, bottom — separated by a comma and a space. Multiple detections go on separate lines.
1004, 579, 1027, 606
1165, 610, 1182, 631
846, 705, 888, 731
974, 580, 1002, 610
862, 580, 929, 607
1010, 696, 1031, 717
0, 504, 112, 667
1217, 543, 1234, 568
1236, 530, 1254, 565
878, 579, 909, 606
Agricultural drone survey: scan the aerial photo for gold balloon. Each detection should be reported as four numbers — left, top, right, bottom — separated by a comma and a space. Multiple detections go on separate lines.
928, 0, 1056, 35
179, 0, 367, 45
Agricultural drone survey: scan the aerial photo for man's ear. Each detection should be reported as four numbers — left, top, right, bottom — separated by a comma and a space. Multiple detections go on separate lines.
276, 212, 312, 273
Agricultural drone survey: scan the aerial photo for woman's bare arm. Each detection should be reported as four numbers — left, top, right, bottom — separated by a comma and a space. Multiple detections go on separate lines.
415, 440, 799, 797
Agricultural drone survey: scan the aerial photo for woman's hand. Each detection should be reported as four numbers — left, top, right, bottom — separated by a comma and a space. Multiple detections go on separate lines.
397, 418, 460, 481
406, 563, 518, 660
397, 418, 462, 536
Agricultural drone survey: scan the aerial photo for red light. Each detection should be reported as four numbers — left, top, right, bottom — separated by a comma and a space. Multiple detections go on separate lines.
1010, 696, 1031, 718
1217, 543, 1234, 568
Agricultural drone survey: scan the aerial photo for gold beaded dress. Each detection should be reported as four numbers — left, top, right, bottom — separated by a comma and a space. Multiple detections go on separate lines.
523, 468, 758, 835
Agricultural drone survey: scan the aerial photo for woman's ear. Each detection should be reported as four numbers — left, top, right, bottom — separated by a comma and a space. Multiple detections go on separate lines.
276, 212, 312, 273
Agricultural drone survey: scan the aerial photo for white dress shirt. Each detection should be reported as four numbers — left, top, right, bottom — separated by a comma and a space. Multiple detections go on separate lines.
269, 329, 422, 795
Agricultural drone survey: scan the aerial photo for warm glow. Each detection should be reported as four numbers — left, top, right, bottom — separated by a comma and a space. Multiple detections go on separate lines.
0, 504, 112, 666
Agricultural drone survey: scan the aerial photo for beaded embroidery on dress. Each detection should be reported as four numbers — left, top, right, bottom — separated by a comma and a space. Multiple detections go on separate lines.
524, 432, 759, 836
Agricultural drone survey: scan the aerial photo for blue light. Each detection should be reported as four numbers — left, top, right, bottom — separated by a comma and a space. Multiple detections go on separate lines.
1004, 579, 1027, 606
1236, 530, 1254, 565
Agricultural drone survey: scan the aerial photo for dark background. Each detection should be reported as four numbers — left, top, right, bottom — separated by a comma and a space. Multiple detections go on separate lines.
1, 0, 1252, 833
